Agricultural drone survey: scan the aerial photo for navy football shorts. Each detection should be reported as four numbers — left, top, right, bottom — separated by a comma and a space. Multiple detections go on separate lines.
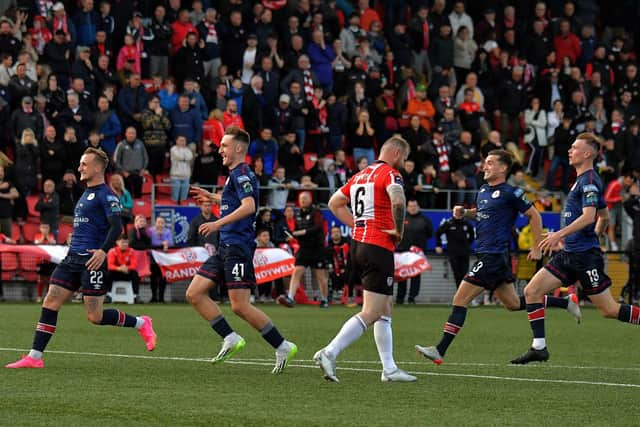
196, 244, 256, 290
50, 253, 108, 296
544, 248, 611, 296
463, 252, 515, 290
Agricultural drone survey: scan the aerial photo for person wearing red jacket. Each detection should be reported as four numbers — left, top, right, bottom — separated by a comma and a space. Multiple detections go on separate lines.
553, 19, 581, 67
604, 173, 635, 250
106, 235, 141, 302
170, 9, 197, 54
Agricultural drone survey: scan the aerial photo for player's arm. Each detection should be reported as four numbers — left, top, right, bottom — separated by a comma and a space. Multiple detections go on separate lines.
454, 206, 477, 219
190, 185, 221, 204
87, 214, 122, 271
328, 190, 354, 228
594, 207, 610, 237
384, 183, 406, 243
539, 206, 597, 255
524, 206, 543, 260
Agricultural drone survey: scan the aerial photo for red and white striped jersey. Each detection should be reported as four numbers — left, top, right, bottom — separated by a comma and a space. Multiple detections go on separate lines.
340, 161, 404, 252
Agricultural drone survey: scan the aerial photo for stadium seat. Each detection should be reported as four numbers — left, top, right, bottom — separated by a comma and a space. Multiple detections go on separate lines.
155, 197, 176, 206
1, 251, 18, 280
18, 251, 41, 282
26, 195, 40, 220
57, 223, 74, 244
11, 222, 21, 242
22, 223, 40, 243
155, 174, 172, 196
109, 281, 135, 304
132, 199, 152, 219
142, 174, 153, 195
304, 153, 318, 172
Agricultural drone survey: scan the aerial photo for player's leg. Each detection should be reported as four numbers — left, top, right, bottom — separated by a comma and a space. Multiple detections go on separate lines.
373, 294, 416, 382
510, 268, 563, 364
5, 284, 73, 368
415, 280, 483, 364
494, 282, 580, 320
312, 267, 329, 308
590, 288, 640, 326
277, 265, 305, 307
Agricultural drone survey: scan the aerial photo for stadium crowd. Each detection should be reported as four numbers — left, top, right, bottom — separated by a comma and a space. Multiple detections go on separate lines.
1, 0, 640, 303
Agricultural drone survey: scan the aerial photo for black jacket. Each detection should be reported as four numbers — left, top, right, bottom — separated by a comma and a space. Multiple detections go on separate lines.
397, 212, 433, 251
188, 213, 219, 247
40, 137, 67, 183
435, 217, 475, 256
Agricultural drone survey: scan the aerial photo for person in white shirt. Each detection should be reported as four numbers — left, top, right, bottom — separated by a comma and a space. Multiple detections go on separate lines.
170, 135, 194, 202
449, 1, 474, 40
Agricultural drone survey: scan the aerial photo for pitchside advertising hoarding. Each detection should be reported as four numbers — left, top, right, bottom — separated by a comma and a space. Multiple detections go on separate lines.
154, 204, 560, 250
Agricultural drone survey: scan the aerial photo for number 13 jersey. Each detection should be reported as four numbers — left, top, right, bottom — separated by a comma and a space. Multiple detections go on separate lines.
340, 161, 404, 252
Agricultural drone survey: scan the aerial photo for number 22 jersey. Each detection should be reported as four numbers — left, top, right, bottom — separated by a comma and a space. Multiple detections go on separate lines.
340, 161, 403, 252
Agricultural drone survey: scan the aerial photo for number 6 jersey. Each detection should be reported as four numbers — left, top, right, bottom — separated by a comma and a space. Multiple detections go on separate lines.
339, 161, 404, 252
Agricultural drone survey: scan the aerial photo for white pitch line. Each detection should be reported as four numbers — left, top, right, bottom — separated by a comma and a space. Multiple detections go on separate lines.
1, 347, 639, 388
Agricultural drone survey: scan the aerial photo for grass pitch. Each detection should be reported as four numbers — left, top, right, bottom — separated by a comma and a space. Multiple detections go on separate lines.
1, 302, 638, 426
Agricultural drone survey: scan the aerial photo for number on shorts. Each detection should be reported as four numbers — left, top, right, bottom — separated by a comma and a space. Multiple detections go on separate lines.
232, 263, 245, 277
471, 261, 484, 273
90, 270, 103, 285
586, 269, 600, 286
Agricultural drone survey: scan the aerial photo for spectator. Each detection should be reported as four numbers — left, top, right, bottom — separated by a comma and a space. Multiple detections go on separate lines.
106, 235, 141, 303
239, 33, 259, 85
196, 8, 221, 86
148, 215, 172, 303
187, 199, 218, 247
605, 173, 635, 251
256, 55, 280, 119
524, 97, 548, 177
496, 66, 527, 143
34, 222, 56, 244
313, 158, 342, 205
396, 200, 433, 304
407, 5, 431, 79
51, 2, 77, 48
0, 165, 19, 236
174, 32, 205, 88
35, 179, 60, 237
307, 29, 336, 92
553, 18, 581, 67
39, 126, 66, 184
193, 138, 221, 183
147, 5, 173, 79
56, 92, 93, 143
255, 227, 277, 302
350, 109, 375, 165
545, 115, 576, 193
11, 96, 44, 145
453, 26, 477, 85
416, 162, 441, 209
439, 107, 463, 147
93, 95, 121, 158
117, 73, 148, 131
287, 81, 310, 150
109, 173, 133, 230
170, 94, 203, 146
339, 14, 365, 59
169, 135, 194, 203
14, 128, 40, 218
249, 128, 278, 176
72, 47, 97, 96
268, 167, 294, 210
203, 109, 225, 147
60, 127, 84, 178
141, 95, 171, 177
9, 63, 37, 108
57, 172, 82, 219
430, 23, 454, 71
114, 126, 149, 198
0, 53, 13, 87
401, 115, 433, 169
242, 75, 265, 139
404, 84, 435, 131
128, 214, 151, 250
116, 33, 141, 75
170, 9, 196, 55
220, 9, 247, 77
451, 131, 479, 184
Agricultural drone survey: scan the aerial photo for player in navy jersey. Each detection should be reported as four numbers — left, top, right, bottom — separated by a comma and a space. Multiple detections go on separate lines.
510, 133, 635, 364
6, 148, 157, 369
186, 127, 297, 374
416, 150, 581, 365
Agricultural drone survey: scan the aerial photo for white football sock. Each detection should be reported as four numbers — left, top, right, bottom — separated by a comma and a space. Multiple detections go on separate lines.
325, 315, 367, 358
532, 338, 546, 350
28, 350, 43, 360
134, 317, 145, 330
374, 316, 397, 373
225, 331, 241, 343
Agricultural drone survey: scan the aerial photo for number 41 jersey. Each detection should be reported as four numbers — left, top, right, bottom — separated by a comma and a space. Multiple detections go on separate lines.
340, 161, 403, 252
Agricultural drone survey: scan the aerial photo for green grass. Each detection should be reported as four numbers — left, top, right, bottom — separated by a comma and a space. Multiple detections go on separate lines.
1, 302, 638, 426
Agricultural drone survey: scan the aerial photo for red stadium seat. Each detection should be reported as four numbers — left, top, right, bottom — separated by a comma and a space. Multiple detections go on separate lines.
132, 199, 152, 219
1, 251, 18, 281
142, 174, 153, 195
155, 174, 172, 196
26, 195, 40, 220
57, 223, 74, 244
344, 155, 355, 171
11, 222, 21, 242
304, 153, 318, 172
22, 223, 40, 243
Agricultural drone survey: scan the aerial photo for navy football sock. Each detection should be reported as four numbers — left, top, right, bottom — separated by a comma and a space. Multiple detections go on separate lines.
544, 295, 569, 309
32, 307, 58, 353
210, 315, 234, 339
100, 309, 137, 327
436, 305, 467, 356
527, 302, 545, 341
260, 322, 285, 349
618, 304, 640, 325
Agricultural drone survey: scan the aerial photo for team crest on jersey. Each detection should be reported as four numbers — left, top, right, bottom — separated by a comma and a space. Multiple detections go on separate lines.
242, 181, 253, 193
491, 190, 500, 198
87, 193, 95, 200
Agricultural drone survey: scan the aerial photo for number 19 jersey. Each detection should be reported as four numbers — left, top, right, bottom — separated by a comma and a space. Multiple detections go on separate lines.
340, 161, 404, 252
